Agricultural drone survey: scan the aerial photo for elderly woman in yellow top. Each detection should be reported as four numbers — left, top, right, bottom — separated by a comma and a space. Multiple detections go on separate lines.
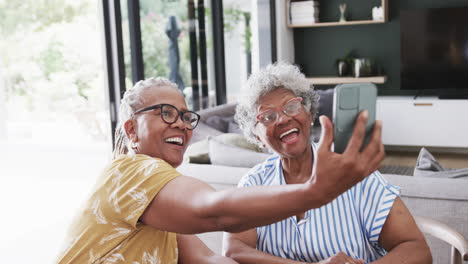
224, 63, 431, 264
57, 76, 386, 263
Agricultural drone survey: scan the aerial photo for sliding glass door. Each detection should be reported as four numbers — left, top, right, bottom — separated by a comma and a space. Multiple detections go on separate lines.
116, 0, 218, 111
103, 0, 276, 134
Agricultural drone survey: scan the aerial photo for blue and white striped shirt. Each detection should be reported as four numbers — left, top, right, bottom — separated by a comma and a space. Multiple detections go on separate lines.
237, 144, 400, 263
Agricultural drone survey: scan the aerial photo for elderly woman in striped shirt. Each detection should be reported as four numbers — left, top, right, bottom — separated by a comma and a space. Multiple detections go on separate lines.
224, 63, 431, 264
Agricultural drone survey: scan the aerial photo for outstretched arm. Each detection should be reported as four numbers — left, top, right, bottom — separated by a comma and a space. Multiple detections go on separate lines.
141, 112, 385, 234
177, 234, 238, 264
371, 198, 432, 264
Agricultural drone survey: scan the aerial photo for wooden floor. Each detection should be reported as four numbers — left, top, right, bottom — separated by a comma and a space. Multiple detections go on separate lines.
383, 150, 468, 169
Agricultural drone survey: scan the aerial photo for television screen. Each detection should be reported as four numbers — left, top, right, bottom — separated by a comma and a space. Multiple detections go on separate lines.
400, 6, 468, 95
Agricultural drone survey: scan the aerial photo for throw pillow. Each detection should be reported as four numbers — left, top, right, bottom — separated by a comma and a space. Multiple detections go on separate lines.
190, 122, 224, 144
185, 133, 263, 164
184, 139, 211, 164
209, 136, 271, 168
413, 147, 468, 178
227, 119, 243, 134
204, 116, 230, 133
215, 133, 262, 152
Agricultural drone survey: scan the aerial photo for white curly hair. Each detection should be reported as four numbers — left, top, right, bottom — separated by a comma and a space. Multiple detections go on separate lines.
235, 62, 320, 146
113, 77, 181, 159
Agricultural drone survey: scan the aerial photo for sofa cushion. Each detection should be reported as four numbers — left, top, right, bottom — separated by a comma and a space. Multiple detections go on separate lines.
204, 116, 232, 133
186, 133, 264, 164
215, 133, 263, 152
198, 103, 237, 122
185, 139, 211, 164
384, 173, 468, 200
227, 119, 242, 134
190, 122, 224, 144
414, 147, 468, 178
177, 163, 247, 186
209, 136, 271, 168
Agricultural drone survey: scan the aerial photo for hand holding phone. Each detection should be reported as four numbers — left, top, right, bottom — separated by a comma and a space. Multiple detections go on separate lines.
333, 83, 377, 153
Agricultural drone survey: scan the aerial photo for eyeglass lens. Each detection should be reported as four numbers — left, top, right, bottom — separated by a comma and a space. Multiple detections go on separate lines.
161, 105, 199, 129
258, 98, 302, 125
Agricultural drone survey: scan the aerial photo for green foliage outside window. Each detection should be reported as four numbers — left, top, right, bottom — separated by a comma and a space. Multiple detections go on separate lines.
0, 0, 108, 140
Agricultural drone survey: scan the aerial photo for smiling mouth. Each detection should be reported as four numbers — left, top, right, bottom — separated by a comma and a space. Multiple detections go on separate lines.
279, 128, 299, 139
165, 137, 184, 146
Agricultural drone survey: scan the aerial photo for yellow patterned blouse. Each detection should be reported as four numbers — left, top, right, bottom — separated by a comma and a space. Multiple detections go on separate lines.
57, 154, 181, 264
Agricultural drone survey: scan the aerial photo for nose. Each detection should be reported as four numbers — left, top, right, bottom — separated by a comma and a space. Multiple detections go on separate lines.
171, 114, 187, 130
276, 111, 291, 125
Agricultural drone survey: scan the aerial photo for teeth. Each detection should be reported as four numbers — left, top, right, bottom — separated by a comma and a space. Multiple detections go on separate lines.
165, 137, 183, 145
279, 128, 298, 139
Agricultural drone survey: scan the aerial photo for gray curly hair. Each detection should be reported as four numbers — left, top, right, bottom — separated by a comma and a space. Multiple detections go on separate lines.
112, 77, 181, 159
235, 62, 320, 146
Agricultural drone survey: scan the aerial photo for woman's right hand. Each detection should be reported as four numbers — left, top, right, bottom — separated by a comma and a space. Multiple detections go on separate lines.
309, 112, 384, 205
315, 252, 366, 264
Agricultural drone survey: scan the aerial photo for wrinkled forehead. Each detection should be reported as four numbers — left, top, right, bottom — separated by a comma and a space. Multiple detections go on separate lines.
140, 85, 187, 110
256, 87, 298, 112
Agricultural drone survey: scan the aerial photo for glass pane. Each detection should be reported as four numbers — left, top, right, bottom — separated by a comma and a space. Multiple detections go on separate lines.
223, 0, 252, 103
120, 0, 219, 110
121, 1, 191, 108
0, 1, 110, 262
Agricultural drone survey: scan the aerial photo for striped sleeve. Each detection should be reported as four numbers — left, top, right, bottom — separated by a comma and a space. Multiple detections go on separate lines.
237, 155, 278, 187
237, 163, 264, 187
358, 171, 400, 244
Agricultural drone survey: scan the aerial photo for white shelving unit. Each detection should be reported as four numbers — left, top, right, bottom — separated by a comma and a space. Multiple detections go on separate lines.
377, 96, 468, 148
286, 0, 388, 28
308, 76, 386, 85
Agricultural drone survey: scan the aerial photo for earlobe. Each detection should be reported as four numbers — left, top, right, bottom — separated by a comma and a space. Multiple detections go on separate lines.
255, 135, 266, 148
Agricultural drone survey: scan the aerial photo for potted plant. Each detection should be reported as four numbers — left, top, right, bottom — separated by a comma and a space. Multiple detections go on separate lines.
335, 51, 354, 76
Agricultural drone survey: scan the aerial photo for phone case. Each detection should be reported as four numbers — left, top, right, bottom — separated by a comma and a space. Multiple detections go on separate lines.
333, 83, 377, 153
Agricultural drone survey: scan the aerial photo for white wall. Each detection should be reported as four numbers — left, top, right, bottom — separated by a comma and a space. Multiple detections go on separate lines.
251, 0, 273, 72
275, 0, 295, 63
224, 20, 246, 103
223, 0, 251, 103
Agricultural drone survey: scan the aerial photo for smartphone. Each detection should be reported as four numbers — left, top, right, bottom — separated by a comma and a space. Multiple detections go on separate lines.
333, 83, 377, 153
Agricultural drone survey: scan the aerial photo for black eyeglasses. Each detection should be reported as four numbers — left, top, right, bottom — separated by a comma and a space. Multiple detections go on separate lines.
133, 104, 200, 130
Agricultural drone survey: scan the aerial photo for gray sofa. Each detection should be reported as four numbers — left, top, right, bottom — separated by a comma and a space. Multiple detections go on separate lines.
179, 94, 468, 263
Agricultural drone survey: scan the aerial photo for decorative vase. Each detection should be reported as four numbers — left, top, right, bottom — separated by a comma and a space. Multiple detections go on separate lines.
337, 61, 348, 76
354, 58, 373, 77
339, 4, 347, 22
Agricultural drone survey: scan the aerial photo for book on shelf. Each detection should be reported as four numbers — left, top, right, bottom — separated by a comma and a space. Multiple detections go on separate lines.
291, 17, 319, 25
289, 0, 319, 25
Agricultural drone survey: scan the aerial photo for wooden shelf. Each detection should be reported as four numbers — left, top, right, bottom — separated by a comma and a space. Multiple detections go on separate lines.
286, 0, 388, 28
289, 20, 385, 28
307, 76, 387, 85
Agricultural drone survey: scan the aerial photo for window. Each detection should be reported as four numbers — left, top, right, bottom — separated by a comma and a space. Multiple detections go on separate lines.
0, 1, 110, 262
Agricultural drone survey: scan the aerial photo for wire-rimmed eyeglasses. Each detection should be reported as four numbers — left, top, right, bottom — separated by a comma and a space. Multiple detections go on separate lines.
256, 97, 304, 126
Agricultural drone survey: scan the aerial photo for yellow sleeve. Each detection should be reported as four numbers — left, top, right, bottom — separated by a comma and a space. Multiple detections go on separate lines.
100, 154, 181, 228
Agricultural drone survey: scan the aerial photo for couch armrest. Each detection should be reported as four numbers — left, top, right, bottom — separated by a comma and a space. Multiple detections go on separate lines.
383, 174, 468, 200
